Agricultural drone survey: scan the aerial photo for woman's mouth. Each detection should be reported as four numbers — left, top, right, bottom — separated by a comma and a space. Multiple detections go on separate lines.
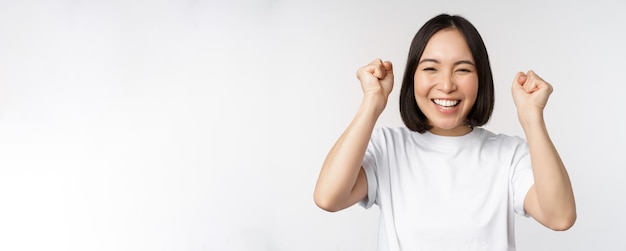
432, 99, 460, 111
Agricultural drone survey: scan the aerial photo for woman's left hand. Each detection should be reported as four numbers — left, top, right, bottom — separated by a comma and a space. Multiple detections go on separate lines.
511, 70, 553, 123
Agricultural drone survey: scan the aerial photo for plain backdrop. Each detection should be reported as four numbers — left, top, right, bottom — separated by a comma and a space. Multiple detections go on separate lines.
1, 0, 625, 250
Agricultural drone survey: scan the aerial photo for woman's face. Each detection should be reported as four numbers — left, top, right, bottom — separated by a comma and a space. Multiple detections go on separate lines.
414, 28, 479, 136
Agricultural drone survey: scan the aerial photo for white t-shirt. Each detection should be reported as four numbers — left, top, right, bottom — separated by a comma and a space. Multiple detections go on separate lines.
360, 127, 534, 251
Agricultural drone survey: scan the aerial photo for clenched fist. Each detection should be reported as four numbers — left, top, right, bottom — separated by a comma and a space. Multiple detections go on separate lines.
356, 59, 394, 112
511, 70, 553, 124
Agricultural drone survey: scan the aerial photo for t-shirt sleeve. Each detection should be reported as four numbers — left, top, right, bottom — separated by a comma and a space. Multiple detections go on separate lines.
511, 141, 534, 217
359, 151, 378, 209
359, 129, 381, 209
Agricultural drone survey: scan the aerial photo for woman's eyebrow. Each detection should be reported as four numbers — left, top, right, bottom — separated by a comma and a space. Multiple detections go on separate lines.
454, 60, 475, 66
418, 59, 475, 66
418, 58, 439, 64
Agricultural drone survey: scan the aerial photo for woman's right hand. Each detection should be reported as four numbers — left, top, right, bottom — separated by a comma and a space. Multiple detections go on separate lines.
356, 59, 394, 111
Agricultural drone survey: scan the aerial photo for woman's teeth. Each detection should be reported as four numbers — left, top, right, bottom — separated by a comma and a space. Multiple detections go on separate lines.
433, 99, 459, 107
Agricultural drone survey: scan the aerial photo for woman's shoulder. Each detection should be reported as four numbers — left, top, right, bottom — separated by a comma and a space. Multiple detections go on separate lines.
373, 126, 416, 138
369, 126, 417, 145
477, 128, 527, 146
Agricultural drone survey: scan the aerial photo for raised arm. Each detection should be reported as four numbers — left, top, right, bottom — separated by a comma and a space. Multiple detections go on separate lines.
314, 59, 394, 212
512, 70, 576, 230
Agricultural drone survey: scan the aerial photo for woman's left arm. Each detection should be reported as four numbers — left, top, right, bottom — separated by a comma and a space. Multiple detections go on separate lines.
512, 70, 576, 231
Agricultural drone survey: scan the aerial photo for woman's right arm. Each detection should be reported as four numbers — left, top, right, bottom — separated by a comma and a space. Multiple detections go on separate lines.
313, 59, 394, 212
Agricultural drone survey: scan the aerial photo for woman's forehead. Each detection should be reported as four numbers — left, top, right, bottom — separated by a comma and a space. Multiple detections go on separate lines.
420, 29, 473, 63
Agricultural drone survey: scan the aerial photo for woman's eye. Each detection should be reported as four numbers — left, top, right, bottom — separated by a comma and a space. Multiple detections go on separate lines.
423, 67, 436, 71
456, 68, 471, 73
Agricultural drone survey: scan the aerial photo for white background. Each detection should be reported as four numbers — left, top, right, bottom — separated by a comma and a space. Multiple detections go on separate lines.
1, 0, 625, 250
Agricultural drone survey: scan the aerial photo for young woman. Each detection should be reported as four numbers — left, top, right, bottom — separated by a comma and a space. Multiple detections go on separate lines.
313, 14, 576, 250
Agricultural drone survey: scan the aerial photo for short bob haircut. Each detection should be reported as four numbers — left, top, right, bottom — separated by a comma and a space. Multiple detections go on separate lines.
399, 14, 494, 133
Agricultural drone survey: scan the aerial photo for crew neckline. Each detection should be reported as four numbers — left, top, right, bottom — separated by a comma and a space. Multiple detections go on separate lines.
416, 127, 484, 150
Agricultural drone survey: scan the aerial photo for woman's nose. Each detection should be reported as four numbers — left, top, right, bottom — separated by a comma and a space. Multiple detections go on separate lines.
437, 73, 457, 93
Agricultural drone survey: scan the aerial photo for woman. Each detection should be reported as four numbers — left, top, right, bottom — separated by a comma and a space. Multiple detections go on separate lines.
313, 14, 576, 250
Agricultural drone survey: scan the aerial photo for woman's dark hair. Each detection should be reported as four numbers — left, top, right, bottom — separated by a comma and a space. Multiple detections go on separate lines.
399, 14, 494, 133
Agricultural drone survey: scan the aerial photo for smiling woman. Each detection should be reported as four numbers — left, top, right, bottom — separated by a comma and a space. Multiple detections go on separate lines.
410, 29, 479, 136
399, 15, 494, 136
3, 1, 626, 250
313, 14, 576, 251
